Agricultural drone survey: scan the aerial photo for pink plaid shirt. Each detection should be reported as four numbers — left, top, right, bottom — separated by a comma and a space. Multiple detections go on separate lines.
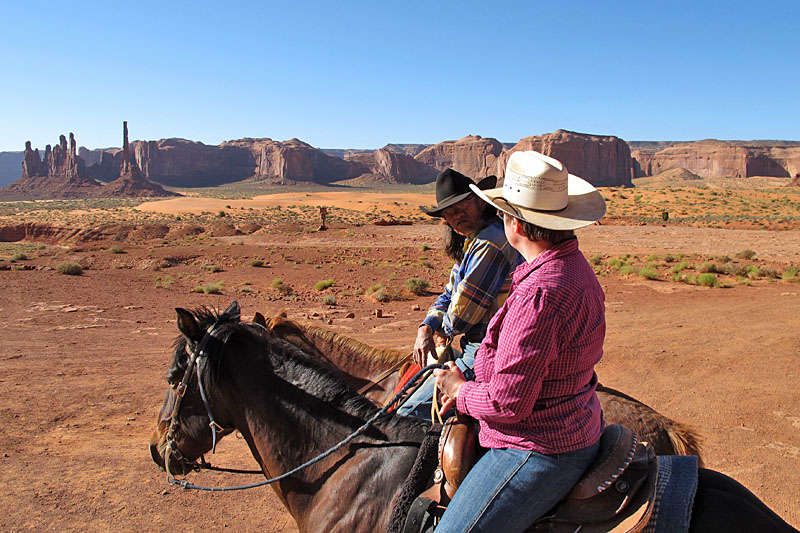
456, 238, 605, 453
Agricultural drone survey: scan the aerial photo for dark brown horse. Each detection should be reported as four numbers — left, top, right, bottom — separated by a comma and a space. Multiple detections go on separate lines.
150, 305, 796, 533
262, 312, 703, 463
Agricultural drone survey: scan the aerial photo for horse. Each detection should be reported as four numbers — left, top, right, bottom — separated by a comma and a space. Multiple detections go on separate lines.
261, 311, 703, 463
150, 304, 797, 533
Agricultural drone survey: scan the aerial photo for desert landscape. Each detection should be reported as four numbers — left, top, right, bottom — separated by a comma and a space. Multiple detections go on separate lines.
1, 179, 799, 531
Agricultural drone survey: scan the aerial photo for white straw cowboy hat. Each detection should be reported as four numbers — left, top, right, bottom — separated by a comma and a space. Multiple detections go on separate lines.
469, 151, 606, 230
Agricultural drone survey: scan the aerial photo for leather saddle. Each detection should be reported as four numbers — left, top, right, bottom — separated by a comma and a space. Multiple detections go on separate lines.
403, 419, 657, 533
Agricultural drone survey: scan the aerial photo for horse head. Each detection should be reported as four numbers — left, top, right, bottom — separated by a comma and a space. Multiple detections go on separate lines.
149, 301, 242, 475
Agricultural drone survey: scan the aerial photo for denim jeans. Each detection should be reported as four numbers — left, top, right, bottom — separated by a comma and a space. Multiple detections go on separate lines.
395, 341, 478, 420
435, 440, 601, 533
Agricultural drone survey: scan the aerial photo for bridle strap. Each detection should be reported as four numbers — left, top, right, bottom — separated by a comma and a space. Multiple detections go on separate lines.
357, 356, 409, 396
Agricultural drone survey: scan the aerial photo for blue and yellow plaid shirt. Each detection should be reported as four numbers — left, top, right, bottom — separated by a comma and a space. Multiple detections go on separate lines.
422, 219, 523, 340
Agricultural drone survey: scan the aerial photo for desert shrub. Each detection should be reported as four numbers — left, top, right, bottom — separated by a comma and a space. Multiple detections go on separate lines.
11, 252, 28, 261
736, 249, 757, 260
56, 262, 83, 276
205, 265, 223, 273
372, 288, 389, 302
781, 267, 799, 282
697, 273, 719, 287
699, 262, 722, 274
638, 267, 658, 280
367, 282, 384, 293
249, 259, 264, 267
670, 261, 689, 274
663, 254, 675, 263
421, 244, 431, 251
645, 254, 661, 262
589, 253, 603, 265
757, 266, 779, 279
271, 278, 293, 296
716, 255, 731, 263
109, 245, 124, 254
606, 258, 624, 270
322, 294, 337, 305
314, 279, 334, 291
746, 265, 761, 280
619, 265, 637, 277
670, 272, 683, 282
193, 282, 223, 294
405, 277, 430, 295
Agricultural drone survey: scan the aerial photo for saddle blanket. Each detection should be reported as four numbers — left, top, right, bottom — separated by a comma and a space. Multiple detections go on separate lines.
643, 454, 699, 533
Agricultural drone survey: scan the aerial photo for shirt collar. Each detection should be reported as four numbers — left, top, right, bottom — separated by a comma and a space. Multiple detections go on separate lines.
512, 238, 579, 284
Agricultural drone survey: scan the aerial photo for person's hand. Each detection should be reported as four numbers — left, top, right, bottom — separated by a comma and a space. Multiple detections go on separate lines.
434, 361, 465, 411
413, 325, 435, 367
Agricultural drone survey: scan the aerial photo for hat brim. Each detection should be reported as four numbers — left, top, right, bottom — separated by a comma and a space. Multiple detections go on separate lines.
469, 175, 606, 231
420, 175, 498, 217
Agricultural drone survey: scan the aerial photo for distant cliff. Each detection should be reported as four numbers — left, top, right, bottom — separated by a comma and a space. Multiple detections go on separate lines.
2, 131, 799, 200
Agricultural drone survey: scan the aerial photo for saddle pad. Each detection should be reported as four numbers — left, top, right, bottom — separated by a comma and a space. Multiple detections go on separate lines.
642, 455, 699, 533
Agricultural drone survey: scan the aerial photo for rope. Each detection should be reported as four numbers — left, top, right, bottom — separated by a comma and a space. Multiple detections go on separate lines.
169, 363, 446, 492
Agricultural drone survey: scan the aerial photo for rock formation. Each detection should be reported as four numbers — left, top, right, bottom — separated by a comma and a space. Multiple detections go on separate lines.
506, 130, 633, 187
100, 122, 178, 197
344, 148, 438, 184
415, 135, 505, 179
0, 133, 103, 200
631, 140, 800, 179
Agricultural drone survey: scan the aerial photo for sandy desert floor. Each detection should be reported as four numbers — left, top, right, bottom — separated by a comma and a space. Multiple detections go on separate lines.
1, 189, 799, 531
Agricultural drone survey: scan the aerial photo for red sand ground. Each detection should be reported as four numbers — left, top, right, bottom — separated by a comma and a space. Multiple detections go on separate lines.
1, 209, 798, 531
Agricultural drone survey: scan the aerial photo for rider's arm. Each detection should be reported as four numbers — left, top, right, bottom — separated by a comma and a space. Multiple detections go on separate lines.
456, 287, 560, 423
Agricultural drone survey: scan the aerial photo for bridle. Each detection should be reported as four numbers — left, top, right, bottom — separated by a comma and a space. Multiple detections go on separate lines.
163, 322, 234, 478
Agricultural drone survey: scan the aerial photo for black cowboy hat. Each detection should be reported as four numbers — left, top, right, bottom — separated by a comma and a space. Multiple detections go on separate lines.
420, 170, 497, 217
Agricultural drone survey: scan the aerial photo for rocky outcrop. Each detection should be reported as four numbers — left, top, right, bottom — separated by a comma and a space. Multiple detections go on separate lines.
0, 134, 104, 200
344, 148, 438, 184
382, 144, 430, 157
223, 138, 357, 184
414, 135, 505, 179
100, 122, 177, 197
631, 140, 800, 179
506, 130, 633, 187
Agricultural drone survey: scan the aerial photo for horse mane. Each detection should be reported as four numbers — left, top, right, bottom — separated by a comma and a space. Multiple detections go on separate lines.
266, 313, 411, 366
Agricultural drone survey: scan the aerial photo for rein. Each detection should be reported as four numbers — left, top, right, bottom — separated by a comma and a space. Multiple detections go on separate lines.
165, 319, 445, 492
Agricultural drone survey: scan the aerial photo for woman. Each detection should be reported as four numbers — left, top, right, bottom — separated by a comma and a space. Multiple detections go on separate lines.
433, 150, 608, 532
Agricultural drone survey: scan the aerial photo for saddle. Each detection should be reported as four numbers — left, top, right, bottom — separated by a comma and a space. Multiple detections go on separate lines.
403, 420, 657, 533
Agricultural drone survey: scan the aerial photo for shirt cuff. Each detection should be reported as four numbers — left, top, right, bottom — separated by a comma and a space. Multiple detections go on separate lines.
422, 314, 442, 331
456, 382, 473, 414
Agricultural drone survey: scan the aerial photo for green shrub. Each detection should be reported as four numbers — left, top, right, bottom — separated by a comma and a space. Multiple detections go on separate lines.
638, 267, 658, 280
781, 267, 799, 282
56, 262, 83, 276
670, 272, 683, 282
746, 265, 760, 280
193, 282, 223, 294
372, 288, 389, 302
736, 249, 757, 260
11, 252, 28, 261
619, 265, 637, 277
606, 258, 624, 270
322, 294, 337, 305
271, 278, 293, 296
367, 282, 384, 294
698, 273, 719, 287
421, 244, 431, 251
699, 262, 721, 274
589, 253, 603, 265
670, 261, 689, 274
205, 265, 223, 273
314, 279, 334, 291
109, 245, 124, 254
405, 277, 430, 295
249, 259, 264, 267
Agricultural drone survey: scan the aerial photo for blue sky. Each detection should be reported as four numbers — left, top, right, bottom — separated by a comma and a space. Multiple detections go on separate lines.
1, 1, 797, 151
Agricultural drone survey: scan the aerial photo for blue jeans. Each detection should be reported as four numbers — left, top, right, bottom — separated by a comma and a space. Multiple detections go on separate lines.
435, 440, 600, 533
396, 341, 478, 419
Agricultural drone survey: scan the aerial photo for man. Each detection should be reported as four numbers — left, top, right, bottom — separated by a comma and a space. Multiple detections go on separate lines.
396, 169, 523, 419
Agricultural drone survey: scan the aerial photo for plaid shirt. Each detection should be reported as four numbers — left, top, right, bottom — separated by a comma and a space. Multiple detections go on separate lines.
422, 220, 523, 339
456, 238, 605, 453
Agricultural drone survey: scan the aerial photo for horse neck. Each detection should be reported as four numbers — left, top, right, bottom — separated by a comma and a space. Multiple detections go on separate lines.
216, 341, 424, 532
291, 324, 407, 379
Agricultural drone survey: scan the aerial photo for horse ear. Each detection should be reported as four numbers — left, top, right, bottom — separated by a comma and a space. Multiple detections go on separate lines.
176, 308, 202, 342
253, 312, 267, 327
277, 309, 288, 318
221, 300, 241, 323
